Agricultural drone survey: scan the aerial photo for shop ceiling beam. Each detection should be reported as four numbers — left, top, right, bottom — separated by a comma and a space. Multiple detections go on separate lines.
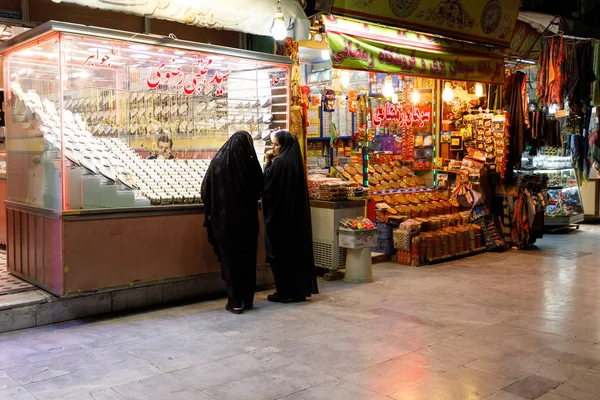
0, 17, 37, 28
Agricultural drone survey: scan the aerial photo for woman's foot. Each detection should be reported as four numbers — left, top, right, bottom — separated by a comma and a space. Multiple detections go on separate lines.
267, 292, 291, 303
226, 304, 243, 314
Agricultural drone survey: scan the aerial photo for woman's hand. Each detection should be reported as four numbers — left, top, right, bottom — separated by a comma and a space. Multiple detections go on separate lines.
265, 150, 275, 163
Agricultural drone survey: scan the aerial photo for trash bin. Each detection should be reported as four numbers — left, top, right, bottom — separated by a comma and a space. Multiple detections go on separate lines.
338, 228, 377, 283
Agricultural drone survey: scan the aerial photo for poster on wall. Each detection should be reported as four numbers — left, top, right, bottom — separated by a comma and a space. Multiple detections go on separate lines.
321, 0, 521, 47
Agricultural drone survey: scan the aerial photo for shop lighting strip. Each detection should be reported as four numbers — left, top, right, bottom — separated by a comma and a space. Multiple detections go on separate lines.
0, 20, 293, 67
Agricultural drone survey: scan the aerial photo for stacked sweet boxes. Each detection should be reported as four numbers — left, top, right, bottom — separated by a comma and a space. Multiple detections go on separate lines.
394, 228, 417, 266
372, 223, 395, 255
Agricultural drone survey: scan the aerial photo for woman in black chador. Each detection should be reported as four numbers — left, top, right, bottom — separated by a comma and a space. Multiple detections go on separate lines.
263, 130, 318, 303
201, 131, 263, 314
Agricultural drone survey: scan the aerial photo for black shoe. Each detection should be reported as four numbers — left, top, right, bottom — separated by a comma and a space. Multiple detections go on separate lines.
267, 292, 291, 303
243, 302, 254, 310
226, 304, 243, 314
289, 296, 306, 303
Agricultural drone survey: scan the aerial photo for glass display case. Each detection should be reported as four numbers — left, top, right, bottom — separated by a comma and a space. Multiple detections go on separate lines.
520, 155, 584, 226
2, 22, 290, 211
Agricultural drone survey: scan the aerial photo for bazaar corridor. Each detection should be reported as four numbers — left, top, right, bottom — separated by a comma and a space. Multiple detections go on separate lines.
1, 226, 600, 400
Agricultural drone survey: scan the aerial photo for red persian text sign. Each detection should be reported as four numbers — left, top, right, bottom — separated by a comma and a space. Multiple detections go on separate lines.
372, 103, 432, 129
146, 58, 231, 96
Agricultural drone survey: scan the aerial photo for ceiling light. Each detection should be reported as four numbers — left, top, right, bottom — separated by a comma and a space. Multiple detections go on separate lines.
173, 50, 185, 55
412, 90, 420, 104
131, 54, 150, 59
271, 0, 287, 41
382, 75, 394, 98
475, 83, 484, 97
442, 83, 453, 102
340, 70, 350, 88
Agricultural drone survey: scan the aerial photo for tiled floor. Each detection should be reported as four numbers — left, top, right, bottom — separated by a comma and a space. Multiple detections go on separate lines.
1, 226, 600, 399
0, 250, 36, 295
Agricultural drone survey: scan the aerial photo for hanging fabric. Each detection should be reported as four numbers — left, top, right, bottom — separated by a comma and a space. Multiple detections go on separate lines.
592, 43, 600, 106
505, 71, 528, 178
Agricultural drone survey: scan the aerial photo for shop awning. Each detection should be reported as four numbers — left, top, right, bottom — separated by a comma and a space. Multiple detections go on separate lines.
47, 0, 310, 40
317, 0, 521, 48
323, 16, 505, 85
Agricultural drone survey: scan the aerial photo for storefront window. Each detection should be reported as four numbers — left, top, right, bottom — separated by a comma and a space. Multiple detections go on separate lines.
2, 24, 290, 211
4, 36, 62, 210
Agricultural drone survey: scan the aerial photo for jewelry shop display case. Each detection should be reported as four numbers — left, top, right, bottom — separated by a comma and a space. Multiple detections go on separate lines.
1, 21, 291, 296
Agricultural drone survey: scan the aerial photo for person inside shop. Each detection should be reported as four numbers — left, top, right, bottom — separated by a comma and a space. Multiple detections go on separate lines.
262, 130, 318, 303
201, 131, 263, 314
146, 134, 175, 160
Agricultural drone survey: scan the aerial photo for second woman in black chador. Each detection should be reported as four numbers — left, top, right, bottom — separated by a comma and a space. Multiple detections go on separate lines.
262, 130, 318, 303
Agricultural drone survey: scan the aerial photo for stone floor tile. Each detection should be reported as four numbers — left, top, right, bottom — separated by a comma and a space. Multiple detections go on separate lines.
280, 380, 389, 400
401, 343, 477, 373
170, 347, 294, 391
343, 355, 437, 396
0, 369, 19, 391
483, 391, 528, 400
23, 358, 162, 400
87, 389, 126, 399
112, 374, 212, 400
492, 352, 560, 375
116, 330, 250, 373
0, 386, 38, 399
390, 366, 517, 400
538, 346, 600, 369
202, 363, 336, 400
535, 360, 590, 383
6, 348, 143, 385
535, 391, 575, 400
465, 357, 532, 382
503, 375, 561, 399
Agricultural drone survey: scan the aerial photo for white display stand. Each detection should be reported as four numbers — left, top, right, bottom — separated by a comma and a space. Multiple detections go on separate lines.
338, 227, 376, 284
344, 247, 373, 283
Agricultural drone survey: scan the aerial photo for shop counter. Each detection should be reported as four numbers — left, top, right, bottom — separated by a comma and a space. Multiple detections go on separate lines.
5, 202, 269, 297
310, 199, 366, 276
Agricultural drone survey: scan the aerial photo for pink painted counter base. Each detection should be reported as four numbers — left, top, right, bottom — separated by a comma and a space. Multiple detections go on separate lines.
6, 203, 267, 297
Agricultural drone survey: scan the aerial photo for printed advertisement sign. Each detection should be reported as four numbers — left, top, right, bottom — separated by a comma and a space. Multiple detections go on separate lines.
326, 0, 521, 47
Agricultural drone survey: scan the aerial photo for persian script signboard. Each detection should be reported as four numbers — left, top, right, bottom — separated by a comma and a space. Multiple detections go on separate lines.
324, 16, 505, 85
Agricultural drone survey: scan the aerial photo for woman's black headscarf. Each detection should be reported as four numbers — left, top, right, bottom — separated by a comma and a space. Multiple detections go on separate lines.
201, 131, 263, 260
263, 130, 318, 296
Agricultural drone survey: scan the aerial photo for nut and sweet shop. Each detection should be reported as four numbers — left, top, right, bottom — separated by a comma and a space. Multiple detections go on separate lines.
296, 0, 549, 271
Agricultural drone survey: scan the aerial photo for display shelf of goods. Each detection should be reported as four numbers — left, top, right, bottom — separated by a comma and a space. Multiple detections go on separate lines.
373, 189, 462, 219
526, 167, 584, 226
545, 186, 584, 225
307, 174, 361, 201
395, 214, 485, 266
